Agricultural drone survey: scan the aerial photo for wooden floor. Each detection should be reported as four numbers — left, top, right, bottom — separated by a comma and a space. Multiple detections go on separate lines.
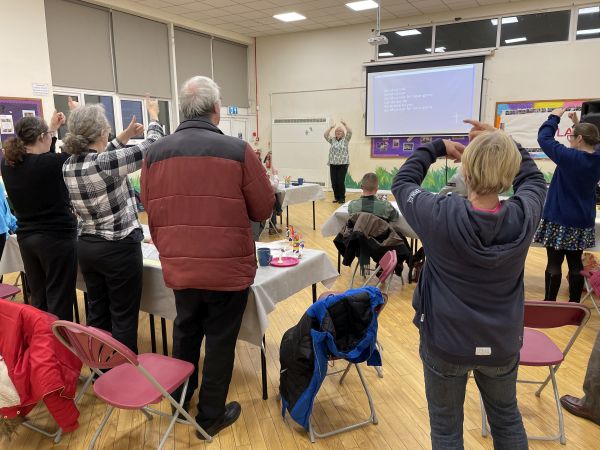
7, 192, 600, 450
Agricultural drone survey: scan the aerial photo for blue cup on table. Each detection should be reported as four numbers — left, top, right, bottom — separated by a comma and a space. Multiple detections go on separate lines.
257, 248, 272, 267
297, 178, 304, 185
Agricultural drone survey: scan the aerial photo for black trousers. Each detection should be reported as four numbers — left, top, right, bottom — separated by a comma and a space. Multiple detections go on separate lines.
172, 288, 249, 424
78, 238, 143, 353
18, 233, 77, 321
545, 247, 584, 302
330, 164, 349, 202
0, 233, 6, 261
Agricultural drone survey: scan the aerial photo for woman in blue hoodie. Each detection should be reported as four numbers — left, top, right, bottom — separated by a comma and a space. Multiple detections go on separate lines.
535, 108, 600, 302
392, 120, 546, 450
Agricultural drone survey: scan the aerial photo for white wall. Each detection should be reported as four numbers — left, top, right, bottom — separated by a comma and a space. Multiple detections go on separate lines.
256, 0, 600, 181
0, 0, 55, 123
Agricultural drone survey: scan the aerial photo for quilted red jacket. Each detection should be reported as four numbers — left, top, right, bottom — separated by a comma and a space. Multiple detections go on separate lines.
141, 118, 275, 291
0, 300, 81, 432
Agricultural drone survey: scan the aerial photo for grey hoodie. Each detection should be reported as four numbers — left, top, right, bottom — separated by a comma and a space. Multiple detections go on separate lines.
392, 139, 546, 365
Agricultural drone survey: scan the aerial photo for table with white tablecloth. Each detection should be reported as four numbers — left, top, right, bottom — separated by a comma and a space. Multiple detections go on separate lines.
1, 233, 339, 400
276, 182, 325, 230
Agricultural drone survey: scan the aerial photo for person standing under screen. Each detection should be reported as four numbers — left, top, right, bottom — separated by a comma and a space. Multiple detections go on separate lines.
324, 120, 352, 203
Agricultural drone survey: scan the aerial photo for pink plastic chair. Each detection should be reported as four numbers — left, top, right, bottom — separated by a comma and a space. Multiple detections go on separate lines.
51, 321, 213, 449
480, 301, 590, 445
0, 283, 21, 300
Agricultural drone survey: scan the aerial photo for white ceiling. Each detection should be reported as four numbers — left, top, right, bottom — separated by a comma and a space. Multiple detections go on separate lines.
130, 0, 518, 37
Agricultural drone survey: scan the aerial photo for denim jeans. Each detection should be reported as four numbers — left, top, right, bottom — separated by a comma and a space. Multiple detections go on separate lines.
420, 342, 528, 450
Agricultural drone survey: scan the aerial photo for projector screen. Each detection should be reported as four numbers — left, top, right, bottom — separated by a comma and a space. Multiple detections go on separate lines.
366, 57, 484, 136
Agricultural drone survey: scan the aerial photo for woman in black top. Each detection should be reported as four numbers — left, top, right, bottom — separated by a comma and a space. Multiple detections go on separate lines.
1, 112, 77, 320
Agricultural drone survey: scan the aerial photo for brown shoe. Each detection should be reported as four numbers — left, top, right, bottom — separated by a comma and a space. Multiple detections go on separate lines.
560, 395, 600, 426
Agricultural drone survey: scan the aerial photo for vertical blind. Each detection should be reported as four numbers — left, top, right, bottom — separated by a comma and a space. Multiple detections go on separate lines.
212, 39, 249, 107
112, 11, 172, 98
45, 0, 114, 91
174, 27, 212, 92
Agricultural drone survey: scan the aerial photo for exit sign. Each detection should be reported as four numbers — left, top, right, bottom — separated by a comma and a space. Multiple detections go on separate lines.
228, 106, 238, 115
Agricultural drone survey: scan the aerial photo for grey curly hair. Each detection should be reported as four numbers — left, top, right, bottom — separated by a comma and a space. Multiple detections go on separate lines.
179, 76, 221, 121
62, 104, 110, 155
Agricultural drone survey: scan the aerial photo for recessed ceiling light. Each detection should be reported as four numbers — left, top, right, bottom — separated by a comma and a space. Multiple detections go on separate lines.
396, 29, 421, 36
491, 16, 518, 25
378, 52, 394, 57
505, 37, 527, 44
577, 28, 600, 35
425, 47, 446, 53
273, 12, 306, 22
579, 6, 600, 15
346, 1, 379, 11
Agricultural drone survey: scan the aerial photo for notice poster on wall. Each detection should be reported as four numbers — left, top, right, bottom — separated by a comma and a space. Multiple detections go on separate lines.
371, 135, 469, 158
495, 99, 589, 158
0, 97, 44, 143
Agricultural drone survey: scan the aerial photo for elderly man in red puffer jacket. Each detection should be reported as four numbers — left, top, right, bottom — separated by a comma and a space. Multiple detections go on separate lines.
141, 76, 274, 441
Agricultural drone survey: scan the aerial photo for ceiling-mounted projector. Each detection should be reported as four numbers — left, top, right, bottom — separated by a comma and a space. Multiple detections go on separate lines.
368, 34, 388, 45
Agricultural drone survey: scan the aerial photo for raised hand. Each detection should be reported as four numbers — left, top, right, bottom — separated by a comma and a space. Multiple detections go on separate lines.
145, 94, 160, 121
443, 139, 466, 163
464, 119, 495, 141
67, 96, 80, 111
126, 115, 144, 139
49, 111, 66, 133
568, 111, 580, 125
550, 108, 565, 118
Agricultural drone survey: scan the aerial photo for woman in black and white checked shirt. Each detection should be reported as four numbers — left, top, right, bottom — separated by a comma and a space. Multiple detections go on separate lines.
62, 96, 164, 353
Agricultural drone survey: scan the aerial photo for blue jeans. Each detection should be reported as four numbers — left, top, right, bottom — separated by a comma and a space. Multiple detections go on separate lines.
420, 342, 528, 450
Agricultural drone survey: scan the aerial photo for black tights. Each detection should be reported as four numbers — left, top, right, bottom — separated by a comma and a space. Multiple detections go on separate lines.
545, 247, 584, 302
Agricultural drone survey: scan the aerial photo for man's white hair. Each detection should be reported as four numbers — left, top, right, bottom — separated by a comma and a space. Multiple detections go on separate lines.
179, 76, 221, 120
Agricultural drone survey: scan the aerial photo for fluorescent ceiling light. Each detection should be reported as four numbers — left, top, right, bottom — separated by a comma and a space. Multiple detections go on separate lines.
491, 16, 518, 25
577, 28, 600, 35
273, 12, 306, 22
505, 37, 527, 44
425, 47, 446, 53
346, 1, 379, 11
579, 6, 600, 15
396, 29, 421, 36
378, 52, 394, 57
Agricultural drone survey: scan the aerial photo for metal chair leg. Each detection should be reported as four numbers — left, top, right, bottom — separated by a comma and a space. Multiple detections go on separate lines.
338, 362, 352, 385
550, 367, 567, 445
89, 406, 114, 450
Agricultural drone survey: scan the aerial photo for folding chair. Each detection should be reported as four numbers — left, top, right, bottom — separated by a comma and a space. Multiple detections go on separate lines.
51, 321, 213, 449
349, 248, 403, 289
479, 301, 590, 445
0, 283, 20, 300
321, 251, 396, 380
307, 288, 384, 443
20, 373, 94, 444
580, 252, 600, 315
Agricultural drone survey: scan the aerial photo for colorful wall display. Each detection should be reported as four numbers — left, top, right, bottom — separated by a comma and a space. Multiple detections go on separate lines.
0, 97, 44, 143
371, 135, 470, 158
495, 99, 590, 158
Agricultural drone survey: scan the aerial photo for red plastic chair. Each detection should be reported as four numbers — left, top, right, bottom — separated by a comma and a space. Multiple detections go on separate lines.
51, 321, 213, 449
0, 283, 21, 300
480, 301, 590, 445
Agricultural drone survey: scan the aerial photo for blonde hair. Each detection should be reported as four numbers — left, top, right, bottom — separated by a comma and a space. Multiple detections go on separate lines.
461, 130, 521, 195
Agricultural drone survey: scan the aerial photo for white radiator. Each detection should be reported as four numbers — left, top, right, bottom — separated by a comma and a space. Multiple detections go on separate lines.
271, 117, 330, 186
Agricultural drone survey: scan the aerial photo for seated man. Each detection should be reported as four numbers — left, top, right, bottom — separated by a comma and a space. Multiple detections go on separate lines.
348, 173, 399, 223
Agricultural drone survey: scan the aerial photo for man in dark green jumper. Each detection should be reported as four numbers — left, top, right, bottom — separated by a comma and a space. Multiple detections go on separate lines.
348, 173, 399, 223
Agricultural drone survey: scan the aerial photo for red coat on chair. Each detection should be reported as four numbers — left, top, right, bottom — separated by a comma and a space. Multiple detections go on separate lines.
0, 299, 81, 432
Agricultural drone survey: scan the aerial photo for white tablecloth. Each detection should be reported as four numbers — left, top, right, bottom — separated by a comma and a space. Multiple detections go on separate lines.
2, 232, 339, 348
321, 201, 418, 239
277, 183, 324, 208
